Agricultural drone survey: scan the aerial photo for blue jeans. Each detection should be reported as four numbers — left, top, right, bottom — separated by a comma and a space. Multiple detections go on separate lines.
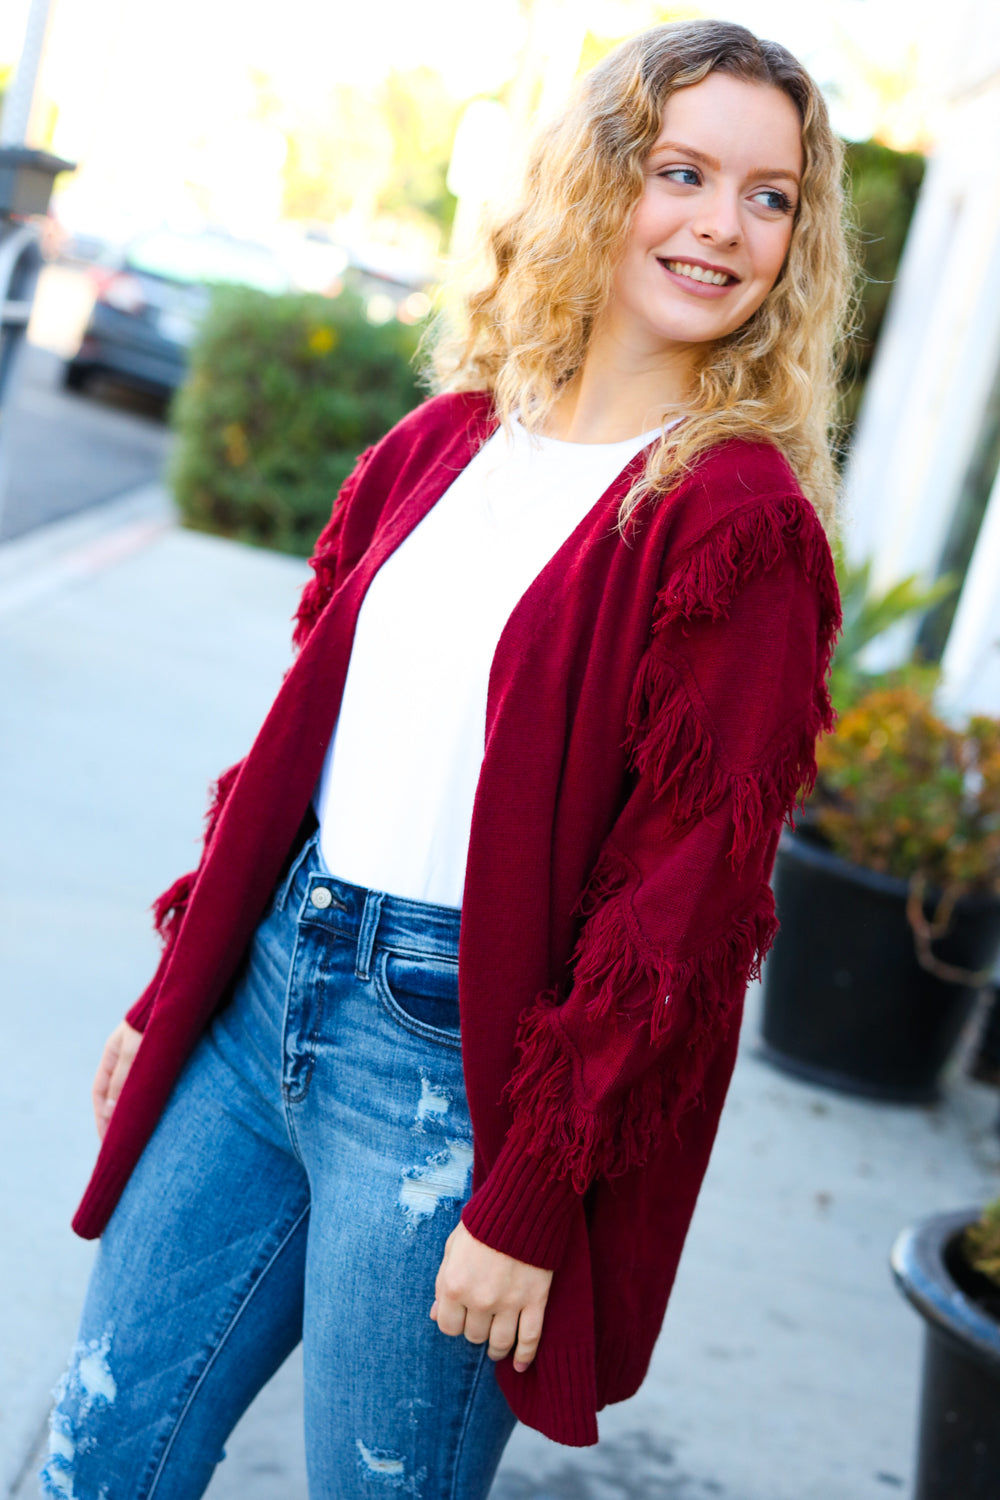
43, 832, 516, 1499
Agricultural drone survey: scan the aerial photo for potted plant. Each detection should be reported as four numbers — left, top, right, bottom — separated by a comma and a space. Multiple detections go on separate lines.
759, 682, 1000, 1101
891, 1198, 1000, 1499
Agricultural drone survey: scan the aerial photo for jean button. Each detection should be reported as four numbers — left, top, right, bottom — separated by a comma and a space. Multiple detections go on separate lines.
310, 887, 333, 909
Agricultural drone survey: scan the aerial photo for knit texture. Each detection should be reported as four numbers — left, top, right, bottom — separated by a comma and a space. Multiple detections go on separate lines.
78, 391, 840, 1446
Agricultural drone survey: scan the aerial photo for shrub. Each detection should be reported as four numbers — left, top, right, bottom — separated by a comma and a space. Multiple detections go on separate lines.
963, 1199, 1000, 1291
811, 686, 1000, 895
169, 287, 423, 556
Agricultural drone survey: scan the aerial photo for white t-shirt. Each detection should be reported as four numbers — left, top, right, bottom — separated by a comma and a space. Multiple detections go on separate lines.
314, 417, 664, 908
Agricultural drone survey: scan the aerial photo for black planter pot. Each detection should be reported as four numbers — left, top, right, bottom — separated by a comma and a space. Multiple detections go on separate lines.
891, 1209, 1000, 1500
759, 831, 1000, 1103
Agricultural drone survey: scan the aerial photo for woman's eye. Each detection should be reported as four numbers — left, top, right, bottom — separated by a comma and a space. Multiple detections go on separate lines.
659, 166, 700, 187
753, 187, 794, 213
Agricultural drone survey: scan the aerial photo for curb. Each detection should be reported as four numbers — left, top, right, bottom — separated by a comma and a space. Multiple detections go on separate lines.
0, 483, 176, 619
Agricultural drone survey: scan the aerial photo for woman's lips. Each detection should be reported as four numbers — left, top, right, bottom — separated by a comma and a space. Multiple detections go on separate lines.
658, 258, 740, 298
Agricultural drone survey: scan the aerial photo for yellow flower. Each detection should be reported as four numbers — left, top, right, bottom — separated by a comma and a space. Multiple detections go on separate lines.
307, 325, 337, 356
223, 422, 249, 467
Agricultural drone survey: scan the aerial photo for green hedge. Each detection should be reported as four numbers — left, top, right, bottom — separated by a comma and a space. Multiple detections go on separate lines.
169, 288, 423, 556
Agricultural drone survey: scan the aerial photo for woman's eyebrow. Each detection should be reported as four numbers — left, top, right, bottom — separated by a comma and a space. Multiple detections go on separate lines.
650, 140, 721, 169
747, 165, 801, 185
650, 139, 801, 185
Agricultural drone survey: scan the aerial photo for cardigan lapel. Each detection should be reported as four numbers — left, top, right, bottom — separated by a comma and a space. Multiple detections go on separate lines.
83, 405, 501, 1214
177, 405, 500, 1004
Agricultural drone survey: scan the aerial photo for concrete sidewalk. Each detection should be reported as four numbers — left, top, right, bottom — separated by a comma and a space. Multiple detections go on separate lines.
3, 492, 999, 1500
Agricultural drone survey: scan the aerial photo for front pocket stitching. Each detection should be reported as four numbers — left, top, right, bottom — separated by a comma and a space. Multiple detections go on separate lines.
378, 940, 460, 965
372, 948, 462, 1050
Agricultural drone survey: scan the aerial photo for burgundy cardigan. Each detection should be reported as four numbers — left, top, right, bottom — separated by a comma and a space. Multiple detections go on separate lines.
72, 390, 840, 1446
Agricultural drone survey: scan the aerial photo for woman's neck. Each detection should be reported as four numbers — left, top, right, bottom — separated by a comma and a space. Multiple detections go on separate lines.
541, 319, 697, 444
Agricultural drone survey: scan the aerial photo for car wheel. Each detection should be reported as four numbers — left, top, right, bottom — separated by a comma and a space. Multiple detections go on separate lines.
62, 360, 95, 392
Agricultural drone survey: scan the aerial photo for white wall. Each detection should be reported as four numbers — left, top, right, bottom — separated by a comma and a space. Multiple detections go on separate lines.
840, 0, 1000, 702
842, 86, 1000, 592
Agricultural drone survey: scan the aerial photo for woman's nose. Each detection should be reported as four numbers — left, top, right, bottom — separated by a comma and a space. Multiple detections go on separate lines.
693, 188, 741, 247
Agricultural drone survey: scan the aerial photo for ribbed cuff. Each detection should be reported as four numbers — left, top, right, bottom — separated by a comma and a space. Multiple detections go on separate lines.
462, 1131, 581, 1271
72, 1169, 119, 1240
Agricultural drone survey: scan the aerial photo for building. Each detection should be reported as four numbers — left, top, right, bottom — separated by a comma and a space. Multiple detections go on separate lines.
842, 0, 1000, 717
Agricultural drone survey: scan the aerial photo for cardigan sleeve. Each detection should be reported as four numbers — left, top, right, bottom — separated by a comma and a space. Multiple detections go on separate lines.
124, 760, 245, 1030
125, 446, 377, 1032
292, 443, 376, 648
461, 493, 840, 1269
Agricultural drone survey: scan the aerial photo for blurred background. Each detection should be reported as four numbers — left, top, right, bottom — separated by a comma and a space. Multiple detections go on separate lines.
0, 0, 944, 281
7, 0, 999, 710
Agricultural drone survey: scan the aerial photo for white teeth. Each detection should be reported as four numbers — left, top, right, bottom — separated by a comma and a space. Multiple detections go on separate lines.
665, 260, 731, 286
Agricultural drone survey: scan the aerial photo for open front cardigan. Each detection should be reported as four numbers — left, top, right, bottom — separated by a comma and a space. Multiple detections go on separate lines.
72, 390, 840, 1446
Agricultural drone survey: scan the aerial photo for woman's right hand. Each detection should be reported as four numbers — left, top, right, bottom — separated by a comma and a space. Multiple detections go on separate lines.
92, 1020, 143, 1140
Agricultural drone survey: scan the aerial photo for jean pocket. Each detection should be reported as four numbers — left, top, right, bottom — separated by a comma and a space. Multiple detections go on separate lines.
373, 948, 461, 1046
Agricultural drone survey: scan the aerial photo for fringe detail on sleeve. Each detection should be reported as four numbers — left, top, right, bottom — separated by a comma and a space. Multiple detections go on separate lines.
574, 847, 632, 919
204, 760, 243, 846
149, 758, 244, 944
624, 494, 841, 867
504, 881, 778, 1192
293, 538, 340, 649
654, 491, 840, 662
625, 653, 825, 867
570, 849, 660, 1020
152, 873, 194, 940
292, 444, 374, 649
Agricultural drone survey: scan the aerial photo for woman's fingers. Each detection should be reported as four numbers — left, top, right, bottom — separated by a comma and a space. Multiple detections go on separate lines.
462, 1309, 493, 1346
431, 1221, 553, 1372
432, 1287, 467, 1338
92, 1022, 143, 1140
106, 1050, 133, 1111
513, 1303, 546, 1372
92, 1033, 122, 1139
432, 1295, 537, 1367
487, 1310, 518, 1362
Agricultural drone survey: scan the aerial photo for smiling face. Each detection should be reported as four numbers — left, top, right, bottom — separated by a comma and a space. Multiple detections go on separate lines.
604, 71, 804, 360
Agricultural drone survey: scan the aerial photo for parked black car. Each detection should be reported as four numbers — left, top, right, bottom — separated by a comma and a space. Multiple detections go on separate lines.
63, 228, 291, 398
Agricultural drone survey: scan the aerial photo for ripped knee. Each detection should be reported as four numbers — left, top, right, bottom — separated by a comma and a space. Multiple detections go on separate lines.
40, 1330, 117, 1498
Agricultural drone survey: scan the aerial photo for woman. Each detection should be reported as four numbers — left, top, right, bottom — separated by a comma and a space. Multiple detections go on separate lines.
44, 19, 848, 1500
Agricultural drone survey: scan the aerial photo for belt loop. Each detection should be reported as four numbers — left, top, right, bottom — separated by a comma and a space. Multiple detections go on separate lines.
355, 890, 385, 980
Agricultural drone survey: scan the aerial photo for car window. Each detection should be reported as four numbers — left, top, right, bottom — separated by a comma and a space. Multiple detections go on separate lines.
125, 232, 289, 293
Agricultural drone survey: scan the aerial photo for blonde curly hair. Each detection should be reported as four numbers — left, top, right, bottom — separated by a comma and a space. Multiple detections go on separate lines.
431, 19, 855, 536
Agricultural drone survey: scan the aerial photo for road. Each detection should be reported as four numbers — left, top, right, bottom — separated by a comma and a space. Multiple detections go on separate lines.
0, 265, 174, 542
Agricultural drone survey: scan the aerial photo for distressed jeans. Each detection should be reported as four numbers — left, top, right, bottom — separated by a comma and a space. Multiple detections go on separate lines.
43, 831, 516, 1499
